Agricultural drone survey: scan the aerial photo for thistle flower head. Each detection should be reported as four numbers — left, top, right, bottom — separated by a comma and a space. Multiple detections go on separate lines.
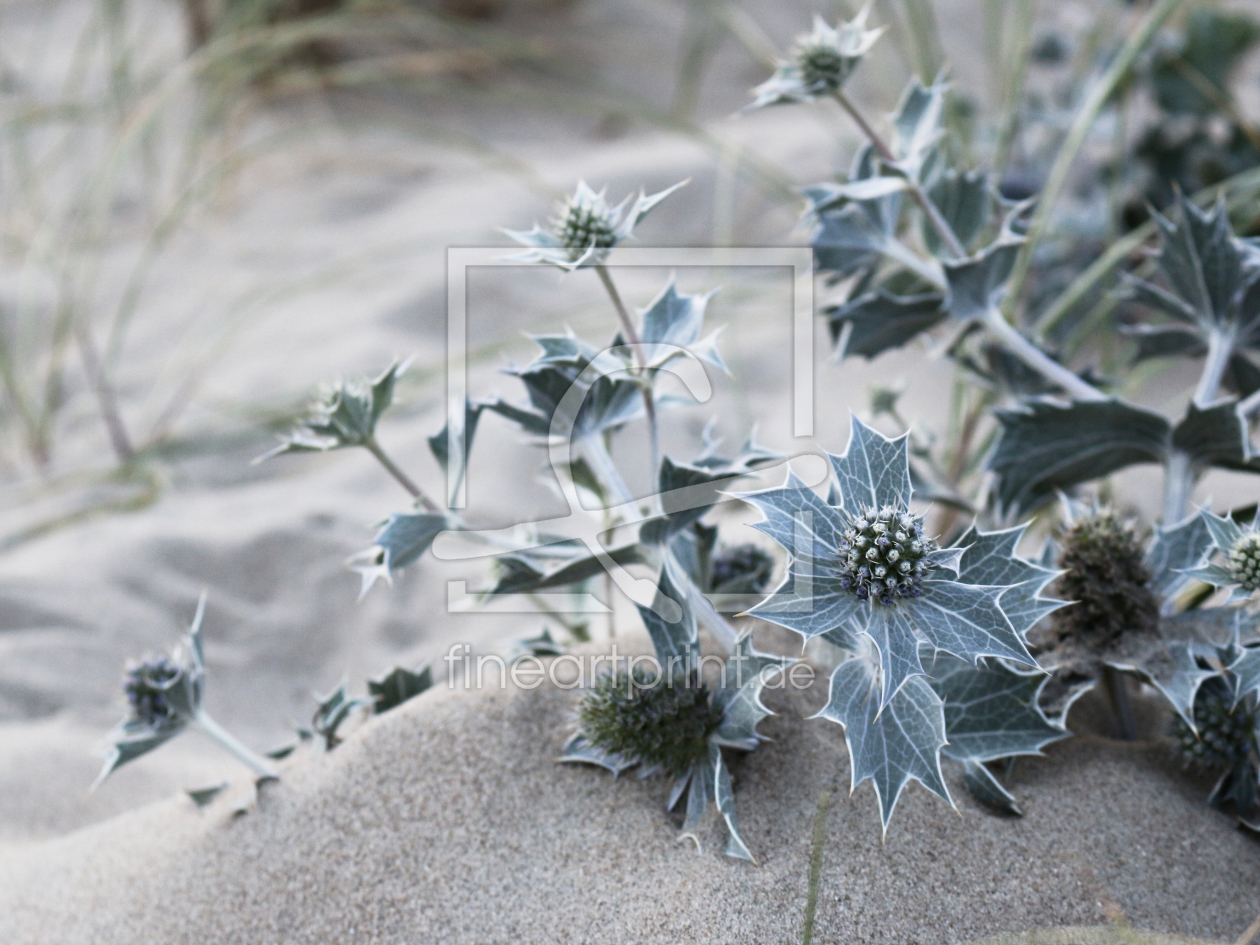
709, 542, 776, 595
123, 655, 181, 727
1173, 677, 1258, 771
838, 505, 937, 605
577, 669, 722, 778
746, 7, 885, 110
553, 187, 619, 253
503, 180, 687, 270
1053, 509, 1159, 648
256, 361, 403, 460
1228, 532, 1260, 593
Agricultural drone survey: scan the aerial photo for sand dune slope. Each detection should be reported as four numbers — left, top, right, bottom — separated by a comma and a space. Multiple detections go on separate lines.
1, 669, 1256, 945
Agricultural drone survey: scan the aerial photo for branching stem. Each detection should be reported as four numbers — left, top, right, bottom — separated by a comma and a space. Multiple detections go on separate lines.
982, 311, 1107, 401
364, 437, 438, 511
1162, 450, 1194, 526
1193, 330, 1233, 407
829, 89, 966, 260
595, 264, 661, 475
192, 711, 278, 780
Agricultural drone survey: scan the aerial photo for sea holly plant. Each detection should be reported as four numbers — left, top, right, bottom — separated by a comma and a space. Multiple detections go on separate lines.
93, 595, 278, 790
1181, 508, 1260, 603
503, 179, 687, 272
740, 416, 1068, 827
752, 7, 1260, 529
561, 561, 791, 860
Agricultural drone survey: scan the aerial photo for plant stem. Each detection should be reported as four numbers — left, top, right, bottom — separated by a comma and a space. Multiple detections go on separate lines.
75, 323, 135, 466
595, 263, 661, 476
830, 89, 967, 260
1162, 450, 1194, 525
1101, 666, 1137, 741
1193, 330, 1233, 407
801, 788, 832, 945
363, 437, 438, 511
982, 310, 1107, 401
1004, 0, 1188, 322
193, 711, 278, 780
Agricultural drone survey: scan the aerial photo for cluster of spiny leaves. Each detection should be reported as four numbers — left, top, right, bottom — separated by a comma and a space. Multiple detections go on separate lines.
752, 7, 1260, 527
577, 669, 722, 778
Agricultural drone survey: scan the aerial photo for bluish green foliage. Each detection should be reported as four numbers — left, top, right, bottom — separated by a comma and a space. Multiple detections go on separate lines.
562, 561, 790, 860
742, 416, 1049, 829
369, 665, 433, 715
94, 596, 276, 789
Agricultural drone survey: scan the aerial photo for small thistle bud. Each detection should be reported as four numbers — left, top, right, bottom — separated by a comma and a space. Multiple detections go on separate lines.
1228, 533, 1260, 593
836, 505, 937, 605
124, 656, 181, 727
553, 191, 618, 253
577, 670, 724, 778
1173, 678, 1258, 772
1053, 510, 1159, 649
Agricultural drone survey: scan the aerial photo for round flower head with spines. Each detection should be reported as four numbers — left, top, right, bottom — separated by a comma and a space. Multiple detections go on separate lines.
553, 191, 618, 255
123, 655, 181, 727
796, 41, 849, 92
1052, 509, 1159, 648
577, 669, 723, 778
838, 505, 937, 605
1228, 532, 1260, 593
1173, 677, 1258, 772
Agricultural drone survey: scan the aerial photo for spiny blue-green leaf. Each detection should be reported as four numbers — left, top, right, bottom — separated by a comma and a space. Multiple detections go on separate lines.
427, 399, 484, 476
889, 76, 947, 187
1229, 644, 1260, 706
186, 782, 229, 808
943, 236, 1023, 322
484, 340, 643, 441
866, 605, 927, 706
1107, 642, 1216, 732
372, 510, 449, 573
925, 169, 994, 256
635, 560, 698, 673
638, 281, 725, 371
952, 524, 1066, 639
92, 722, 186, 791
740, 469, 846, 552
256, 361, 404, 460
311, 682, 370, 750
675, 742, 755, 860
819, 654, 949, 833
691, 421, 783, 472
960, 759, 1021, 815
1171, 401, 1260, 472
1120, 277, 1200, 326
989, 399, 1171, 515
711, 633, 791, 750
559, 732, 636, 775
926, 651, 1068, 762
641, 456, 750, 545
489, 541, 644, 595
1146, 511, 1214, 598
828, 413, 912, 511
913, 579, 1034, 667
369, 665, 433, 714
827, 290, 947, 358
810, 191, 904, 278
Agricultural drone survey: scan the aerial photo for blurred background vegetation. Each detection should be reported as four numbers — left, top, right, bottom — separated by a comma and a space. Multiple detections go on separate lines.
0, 0, 1257, 544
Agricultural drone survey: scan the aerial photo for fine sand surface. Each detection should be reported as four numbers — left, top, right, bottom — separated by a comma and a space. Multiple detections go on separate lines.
0, 658, 1256, 945
4, 0, 1260, 941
